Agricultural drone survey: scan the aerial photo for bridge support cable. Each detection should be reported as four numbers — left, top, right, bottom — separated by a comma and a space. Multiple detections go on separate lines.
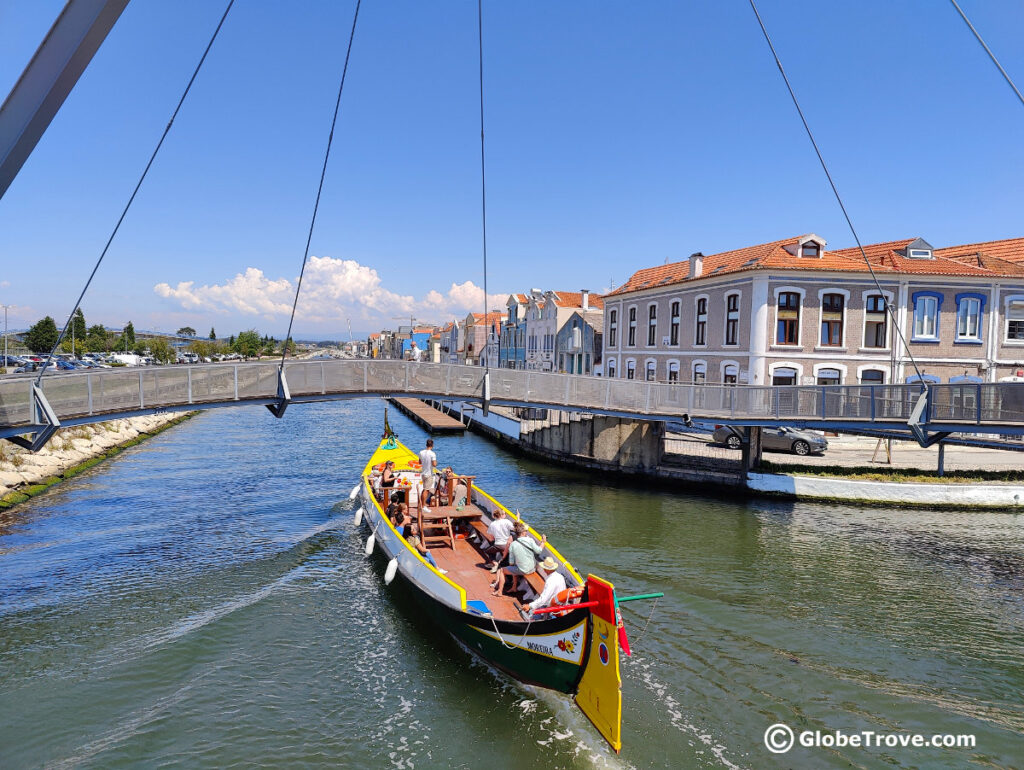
476, 0, 491, 415
746, 0, 927, 397
6, 385, 60, 452
35, 0, 236, 385
275, 0, 362, 419
950, 0, 1024, 109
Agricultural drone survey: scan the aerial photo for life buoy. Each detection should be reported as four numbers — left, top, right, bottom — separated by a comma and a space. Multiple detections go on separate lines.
549, 585, 585, 616
373, 462, 387, 472
409, 460, 421, 470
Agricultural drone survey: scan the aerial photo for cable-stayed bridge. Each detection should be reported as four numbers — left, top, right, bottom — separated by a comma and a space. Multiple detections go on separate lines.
3, 361, 1023, 451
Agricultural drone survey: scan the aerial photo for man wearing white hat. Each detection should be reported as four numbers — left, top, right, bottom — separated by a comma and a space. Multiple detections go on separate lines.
520, 557, 566, 619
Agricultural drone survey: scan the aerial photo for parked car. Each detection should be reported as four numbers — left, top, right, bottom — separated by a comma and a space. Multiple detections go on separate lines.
712, 425, 828, 456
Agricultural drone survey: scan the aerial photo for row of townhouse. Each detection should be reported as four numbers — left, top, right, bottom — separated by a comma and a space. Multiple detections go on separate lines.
499, 290, 604, 374
601, 234, 1024, 386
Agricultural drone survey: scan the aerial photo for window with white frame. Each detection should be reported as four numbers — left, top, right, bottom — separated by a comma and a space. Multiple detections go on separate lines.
607, 359, 617, 378
608, 309, 617, 346
695, 298, 707, 346
820, 293, 844, 346
647, 305, 657, 346
860, 369, 885, 385
725, 294, 739, 346
912, 292, 941, 340
723, 363, 739, 385
693, 362, 706, 384
645, 360, 656, 381
864, 294, 888, 348
816, 368, 841, 385
628, 307, 637, 346
801, 241, 821, 258
668, 361, 679, 383
776, 292, 801, 345
670, 301, 680, 346
955, 294, 983, 342
626, 359, 636, 380
771, 366, 797, 386
1006, 299, 1024, 341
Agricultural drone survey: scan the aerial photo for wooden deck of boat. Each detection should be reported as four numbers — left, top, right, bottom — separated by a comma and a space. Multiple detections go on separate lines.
428, 531, 542, 623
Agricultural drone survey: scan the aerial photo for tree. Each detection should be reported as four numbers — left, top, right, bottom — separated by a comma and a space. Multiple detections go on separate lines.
283, 337, 296, 356
148, 337, 175, 363
228, 334, 235, 348
233, 329, 262, 358
25, 316, 59, 354
209, 327, 216, 340
177, 326, 196, 337
124, 321, 136, 347
72, 308, 87, 349
86, 324, 110, 352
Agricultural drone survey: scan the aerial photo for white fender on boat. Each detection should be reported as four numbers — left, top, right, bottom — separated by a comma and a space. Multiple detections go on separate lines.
353, 506, 363, 526
348, 483, 361, 500
365, 533, 375, 556
384, 558, 398, 585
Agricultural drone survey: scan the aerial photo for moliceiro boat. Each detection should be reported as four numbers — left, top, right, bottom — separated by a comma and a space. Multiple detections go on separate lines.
354, 429, 631, 752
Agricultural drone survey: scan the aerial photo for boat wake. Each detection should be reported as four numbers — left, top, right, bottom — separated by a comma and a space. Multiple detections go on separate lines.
626, 654, 745, 770
454, 637, 632, 769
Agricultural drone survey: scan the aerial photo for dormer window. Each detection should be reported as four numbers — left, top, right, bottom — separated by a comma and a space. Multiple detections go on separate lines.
904, 237, 935, 260
801, 242, 821, 258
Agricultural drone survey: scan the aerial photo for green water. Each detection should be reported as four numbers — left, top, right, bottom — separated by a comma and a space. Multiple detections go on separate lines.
0, 402, 1021, 768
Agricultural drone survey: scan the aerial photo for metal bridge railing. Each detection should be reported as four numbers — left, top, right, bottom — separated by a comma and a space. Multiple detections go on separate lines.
3, 361, 1024, 436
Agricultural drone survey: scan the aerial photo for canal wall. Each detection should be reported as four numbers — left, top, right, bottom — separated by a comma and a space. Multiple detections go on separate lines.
0, 412, 196, 511
429, 400, 746, 490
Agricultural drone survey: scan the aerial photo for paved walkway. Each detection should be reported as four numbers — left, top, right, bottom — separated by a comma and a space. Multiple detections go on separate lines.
666, 431, 1024, 473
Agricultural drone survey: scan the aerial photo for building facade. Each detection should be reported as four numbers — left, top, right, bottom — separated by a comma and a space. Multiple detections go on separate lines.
499, 293, 528, 370
524, 290, 603, 372
555, 309, 603, 375
603, 234, 1024, 385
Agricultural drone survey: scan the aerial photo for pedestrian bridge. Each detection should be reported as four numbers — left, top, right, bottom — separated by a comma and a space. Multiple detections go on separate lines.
2, 360, 1023, 450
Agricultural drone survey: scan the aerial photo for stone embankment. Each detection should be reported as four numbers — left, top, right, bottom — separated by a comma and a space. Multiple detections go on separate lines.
0, 413, 195, 510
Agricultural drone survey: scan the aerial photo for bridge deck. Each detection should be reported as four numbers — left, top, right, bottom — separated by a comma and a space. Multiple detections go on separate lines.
2, 360, 1024, 443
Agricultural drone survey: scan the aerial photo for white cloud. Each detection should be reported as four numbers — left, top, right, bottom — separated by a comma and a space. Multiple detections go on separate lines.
0, 280, 10, 289
154, 256, 508, 326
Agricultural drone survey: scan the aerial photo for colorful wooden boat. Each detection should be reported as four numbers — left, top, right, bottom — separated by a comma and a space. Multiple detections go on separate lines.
355, 432, 626, 752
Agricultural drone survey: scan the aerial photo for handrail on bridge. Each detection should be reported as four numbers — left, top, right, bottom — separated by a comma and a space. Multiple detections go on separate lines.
1, 360, 1022, 449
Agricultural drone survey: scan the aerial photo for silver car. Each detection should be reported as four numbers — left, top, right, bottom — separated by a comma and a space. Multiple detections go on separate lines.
713, 425, 828, 456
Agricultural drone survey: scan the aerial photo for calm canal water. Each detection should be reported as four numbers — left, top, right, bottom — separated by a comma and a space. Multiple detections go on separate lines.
1, 401, 1022, 768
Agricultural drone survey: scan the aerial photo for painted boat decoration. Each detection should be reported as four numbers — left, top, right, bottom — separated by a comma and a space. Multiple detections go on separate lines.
354, 428, 644, 753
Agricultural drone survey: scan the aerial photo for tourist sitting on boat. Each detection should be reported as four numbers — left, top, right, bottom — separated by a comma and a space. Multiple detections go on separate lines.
437, 467, 455, 505
380, 460, 396, 490
389, 502, 407, 528
520, 558, 567, 619
491, 522, 546, 597
484, 509, 514, 573
406, 522, 446, 574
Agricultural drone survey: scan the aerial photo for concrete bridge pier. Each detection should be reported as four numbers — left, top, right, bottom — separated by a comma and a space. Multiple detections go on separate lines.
741, 426, 763, 475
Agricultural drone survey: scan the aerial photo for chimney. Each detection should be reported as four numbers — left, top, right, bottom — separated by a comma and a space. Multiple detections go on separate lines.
580, 289, 590, 311
689, 252, 704, 279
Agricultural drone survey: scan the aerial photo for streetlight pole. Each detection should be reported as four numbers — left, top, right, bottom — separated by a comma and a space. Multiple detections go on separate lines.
1, 304, 9, 372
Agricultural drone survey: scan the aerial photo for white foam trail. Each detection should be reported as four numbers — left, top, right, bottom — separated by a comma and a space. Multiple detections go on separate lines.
453, 638, 632, 769
628, 655, 745, 770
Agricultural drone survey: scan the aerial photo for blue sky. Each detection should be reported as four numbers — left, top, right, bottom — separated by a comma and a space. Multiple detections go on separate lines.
1, 0, 1022, 339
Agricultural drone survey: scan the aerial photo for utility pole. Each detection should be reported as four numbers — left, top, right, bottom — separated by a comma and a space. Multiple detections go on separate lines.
1, 304, 9, 371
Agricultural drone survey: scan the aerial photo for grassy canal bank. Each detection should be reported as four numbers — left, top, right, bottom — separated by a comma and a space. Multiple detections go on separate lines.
0, 412, 197, 512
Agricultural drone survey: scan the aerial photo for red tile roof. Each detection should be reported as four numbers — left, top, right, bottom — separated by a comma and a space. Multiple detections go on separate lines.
609, 234, 1024, 297
550, 291, 605, 309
